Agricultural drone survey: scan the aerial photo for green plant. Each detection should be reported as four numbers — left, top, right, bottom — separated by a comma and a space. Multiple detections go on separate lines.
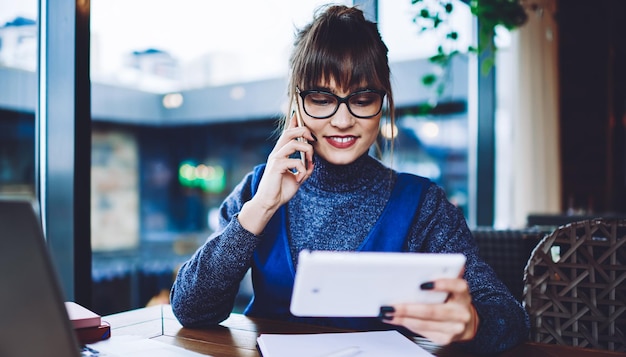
411, 0, 529, 111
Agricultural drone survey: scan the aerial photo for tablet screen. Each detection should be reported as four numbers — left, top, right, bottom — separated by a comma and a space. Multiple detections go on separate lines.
290, 250, 466, 317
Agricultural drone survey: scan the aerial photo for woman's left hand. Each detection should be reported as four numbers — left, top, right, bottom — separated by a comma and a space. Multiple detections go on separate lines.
380, 277, 479, 345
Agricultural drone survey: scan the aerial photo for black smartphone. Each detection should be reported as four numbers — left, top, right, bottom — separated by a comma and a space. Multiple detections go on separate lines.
292, 94, 308, 168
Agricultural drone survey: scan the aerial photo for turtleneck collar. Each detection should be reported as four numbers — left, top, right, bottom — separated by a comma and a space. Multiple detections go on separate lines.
305, 153, 392, 193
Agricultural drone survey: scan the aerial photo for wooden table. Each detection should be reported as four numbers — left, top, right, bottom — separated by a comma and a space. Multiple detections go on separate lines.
103, 304, 625, 357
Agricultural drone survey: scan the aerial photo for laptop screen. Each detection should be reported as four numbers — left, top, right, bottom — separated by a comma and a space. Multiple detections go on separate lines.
0, 199, 81, 357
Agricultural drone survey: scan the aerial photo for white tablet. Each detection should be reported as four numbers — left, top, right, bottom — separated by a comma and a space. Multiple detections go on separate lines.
290, 250, 466, 317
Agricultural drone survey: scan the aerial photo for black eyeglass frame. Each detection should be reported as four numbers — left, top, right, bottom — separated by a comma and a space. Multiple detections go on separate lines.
296, 87, 387, 119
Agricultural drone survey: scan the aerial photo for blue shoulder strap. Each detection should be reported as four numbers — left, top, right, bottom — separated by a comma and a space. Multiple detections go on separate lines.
358, 173, 431, 251
246, 164, 294, 317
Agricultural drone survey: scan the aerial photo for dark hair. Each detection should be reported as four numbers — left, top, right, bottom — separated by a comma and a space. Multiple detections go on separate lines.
283, 5, 395, 142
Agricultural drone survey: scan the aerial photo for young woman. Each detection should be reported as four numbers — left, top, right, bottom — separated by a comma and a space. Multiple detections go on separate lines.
170, 5, 529, 354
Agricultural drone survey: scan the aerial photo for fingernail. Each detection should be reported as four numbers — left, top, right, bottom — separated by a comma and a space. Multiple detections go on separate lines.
420, 282, 434, 290
379, 306, 395, 320
311, 133, 318, 142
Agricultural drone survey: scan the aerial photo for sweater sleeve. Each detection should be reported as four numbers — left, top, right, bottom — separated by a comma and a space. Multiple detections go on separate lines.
170, 172, 261, 327
407, 185, 530, 355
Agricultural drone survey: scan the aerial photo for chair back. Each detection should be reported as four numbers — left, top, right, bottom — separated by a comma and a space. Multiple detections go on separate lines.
472, 227, 543, 301
523, 219, 626, 351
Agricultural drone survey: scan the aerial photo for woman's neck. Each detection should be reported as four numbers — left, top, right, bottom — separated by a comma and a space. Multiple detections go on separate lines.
306, 153, 388, 192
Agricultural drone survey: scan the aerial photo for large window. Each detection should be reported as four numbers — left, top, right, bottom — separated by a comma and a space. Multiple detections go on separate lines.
1, 0, 475, 314
379, 0, 472, 216
0, 0, 38, 199
90, 0, 368, 314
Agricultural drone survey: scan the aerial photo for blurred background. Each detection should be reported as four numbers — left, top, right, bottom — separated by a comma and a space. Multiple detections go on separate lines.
1, 0, 624, 315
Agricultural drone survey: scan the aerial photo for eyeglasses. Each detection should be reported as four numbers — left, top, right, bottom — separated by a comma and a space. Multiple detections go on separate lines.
296, 87, 386, 119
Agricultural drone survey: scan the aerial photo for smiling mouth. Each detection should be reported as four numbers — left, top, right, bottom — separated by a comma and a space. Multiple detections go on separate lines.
329, 136, 355, 143
326, 136, 357, 148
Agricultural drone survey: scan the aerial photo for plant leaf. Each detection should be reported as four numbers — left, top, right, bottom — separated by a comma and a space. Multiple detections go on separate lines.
422, 74, 438, 86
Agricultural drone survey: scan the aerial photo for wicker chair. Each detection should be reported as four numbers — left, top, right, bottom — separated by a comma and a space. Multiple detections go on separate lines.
523, 219, 626, 351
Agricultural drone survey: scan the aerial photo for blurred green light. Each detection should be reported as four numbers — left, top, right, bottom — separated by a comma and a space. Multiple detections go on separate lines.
178, 162, 226, 193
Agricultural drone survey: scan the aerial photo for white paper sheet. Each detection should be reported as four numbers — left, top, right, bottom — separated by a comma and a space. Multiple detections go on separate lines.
86, 335, 204, 357
256, 330, 434, 357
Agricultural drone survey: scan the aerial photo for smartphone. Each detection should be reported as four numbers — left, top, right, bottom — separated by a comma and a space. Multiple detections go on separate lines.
291, 94, 308, 168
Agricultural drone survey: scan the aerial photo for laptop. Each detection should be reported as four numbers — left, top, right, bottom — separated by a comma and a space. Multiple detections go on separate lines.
0, 199, 203, 356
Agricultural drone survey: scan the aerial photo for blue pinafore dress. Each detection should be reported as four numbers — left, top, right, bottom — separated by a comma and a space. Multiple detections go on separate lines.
243, 164, 430, 330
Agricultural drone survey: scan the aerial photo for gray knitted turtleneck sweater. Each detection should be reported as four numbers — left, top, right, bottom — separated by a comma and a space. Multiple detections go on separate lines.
170, 154, 529, 355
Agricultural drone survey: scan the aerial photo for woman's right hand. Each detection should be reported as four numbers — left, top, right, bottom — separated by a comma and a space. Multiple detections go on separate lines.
237, 114, 315, 235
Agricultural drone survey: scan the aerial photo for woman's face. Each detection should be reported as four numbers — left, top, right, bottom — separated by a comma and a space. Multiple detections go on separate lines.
298, 79, 381, 165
